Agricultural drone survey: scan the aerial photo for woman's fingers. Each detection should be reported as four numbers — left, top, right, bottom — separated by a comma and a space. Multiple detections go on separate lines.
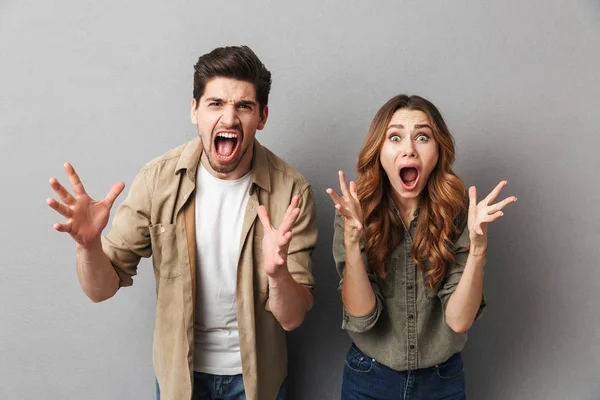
334, 203, 352, 219
326, 188, 343, 207
475, 222, 484, 235
335, 204, 362, 230
349, 180, 360, 202
487, 196, 517, 214
329, 188, 362, 221
485, 210, 504, 223
483, 180, 506, 205
338, 170, 352, 201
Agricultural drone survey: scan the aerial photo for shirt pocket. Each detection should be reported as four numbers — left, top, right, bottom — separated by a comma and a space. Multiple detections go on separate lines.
419, 262, 439, 300
253, 235, 270, 304
149, 223, 181, 279
424, 283, 440, 300
378, 259, 396, 298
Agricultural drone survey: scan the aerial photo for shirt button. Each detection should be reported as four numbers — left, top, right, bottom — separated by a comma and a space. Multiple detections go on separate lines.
409, 344, 416, 350
160, 227, 165, 233
407, 285, 414, 290
408, 314, 414, 320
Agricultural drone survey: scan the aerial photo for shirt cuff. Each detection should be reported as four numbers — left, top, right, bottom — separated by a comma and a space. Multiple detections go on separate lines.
341, 303, 380, 333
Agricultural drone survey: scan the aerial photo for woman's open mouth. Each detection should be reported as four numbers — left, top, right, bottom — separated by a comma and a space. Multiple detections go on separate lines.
399, 165, 420, 191
213, 131, 241, 162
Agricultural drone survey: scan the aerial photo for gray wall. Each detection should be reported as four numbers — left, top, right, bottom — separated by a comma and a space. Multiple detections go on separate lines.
1, 1, 599, 399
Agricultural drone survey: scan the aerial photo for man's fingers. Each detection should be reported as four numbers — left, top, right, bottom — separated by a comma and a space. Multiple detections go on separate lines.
64, 162, 87, 196
104, 182, 125, 209
281, 195, 300, 222
53, 221, 71, 233
487, 196, 517, 214
275, 254, 286, 266
49, 177, 76, 205
484, 180, 506, 205
46, 197, 73, 218
279, 207, 300, 235
286, 195, 300, 213
277, 230, 293, 248
257, 205, 272, 230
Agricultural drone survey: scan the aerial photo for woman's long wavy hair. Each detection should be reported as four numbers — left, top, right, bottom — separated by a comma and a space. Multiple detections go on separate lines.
356, 95, 466, 289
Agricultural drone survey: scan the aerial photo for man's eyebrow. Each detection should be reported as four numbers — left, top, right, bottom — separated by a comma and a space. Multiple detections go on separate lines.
203, 97, 257, 106
236, 100, 257, 106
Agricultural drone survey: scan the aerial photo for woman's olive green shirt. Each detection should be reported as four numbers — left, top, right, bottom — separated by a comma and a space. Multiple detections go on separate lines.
333, 209, 486, 371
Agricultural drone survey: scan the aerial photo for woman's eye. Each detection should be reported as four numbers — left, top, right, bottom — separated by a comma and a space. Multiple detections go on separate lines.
390, 135, 400, 142
416, 134, 429, 141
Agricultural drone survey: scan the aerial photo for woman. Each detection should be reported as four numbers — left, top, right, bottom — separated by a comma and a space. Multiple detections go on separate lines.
327, 95, 516, 399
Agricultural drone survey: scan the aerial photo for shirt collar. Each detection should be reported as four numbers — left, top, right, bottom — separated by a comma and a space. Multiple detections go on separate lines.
174, 137, 271, 193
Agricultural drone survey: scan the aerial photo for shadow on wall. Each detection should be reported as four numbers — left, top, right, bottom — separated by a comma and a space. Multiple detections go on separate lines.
286, 216, 351, 400
460, 137, 555, 399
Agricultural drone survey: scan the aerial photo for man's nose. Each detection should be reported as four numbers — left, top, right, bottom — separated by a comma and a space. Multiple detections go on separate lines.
220, 105, 237, 126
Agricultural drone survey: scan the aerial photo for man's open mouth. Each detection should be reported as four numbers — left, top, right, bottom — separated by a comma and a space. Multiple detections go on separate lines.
214, 131, 240, 162
399, 165, 420, 190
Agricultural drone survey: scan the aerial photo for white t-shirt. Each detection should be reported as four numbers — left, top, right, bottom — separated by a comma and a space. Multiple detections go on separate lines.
193, 163, 251, 375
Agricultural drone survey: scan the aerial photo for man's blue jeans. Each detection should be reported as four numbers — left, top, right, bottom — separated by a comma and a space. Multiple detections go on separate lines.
156, 372, 287, 400
341, 343, 466, 400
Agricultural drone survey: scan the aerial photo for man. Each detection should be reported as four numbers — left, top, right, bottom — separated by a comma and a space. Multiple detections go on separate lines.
46, 46, 317, 400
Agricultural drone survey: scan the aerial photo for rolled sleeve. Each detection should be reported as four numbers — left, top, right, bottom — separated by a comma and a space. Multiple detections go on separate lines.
286, 185, 318, 291
333, 211, 384, 332
437, 221, 487, 320
101, 168, 153, 287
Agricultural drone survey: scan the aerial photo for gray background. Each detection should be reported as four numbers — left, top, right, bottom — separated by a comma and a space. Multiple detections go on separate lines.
1, 0, 599, 399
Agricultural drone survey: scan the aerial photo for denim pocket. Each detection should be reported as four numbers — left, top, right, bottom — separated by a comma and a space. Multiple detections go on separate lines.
345, 345, 374, 374
436, 353, 464, 379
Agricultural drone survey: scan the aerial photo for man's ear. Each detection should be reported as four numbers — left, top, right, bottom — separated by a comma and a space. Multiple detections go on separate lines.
190, 98, 199, 124
257, 105, 269, 130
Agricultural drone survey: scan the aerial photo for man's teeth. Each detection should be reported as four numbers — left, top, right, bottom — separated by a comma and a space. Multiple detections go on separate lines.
217, 132, 238, 139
